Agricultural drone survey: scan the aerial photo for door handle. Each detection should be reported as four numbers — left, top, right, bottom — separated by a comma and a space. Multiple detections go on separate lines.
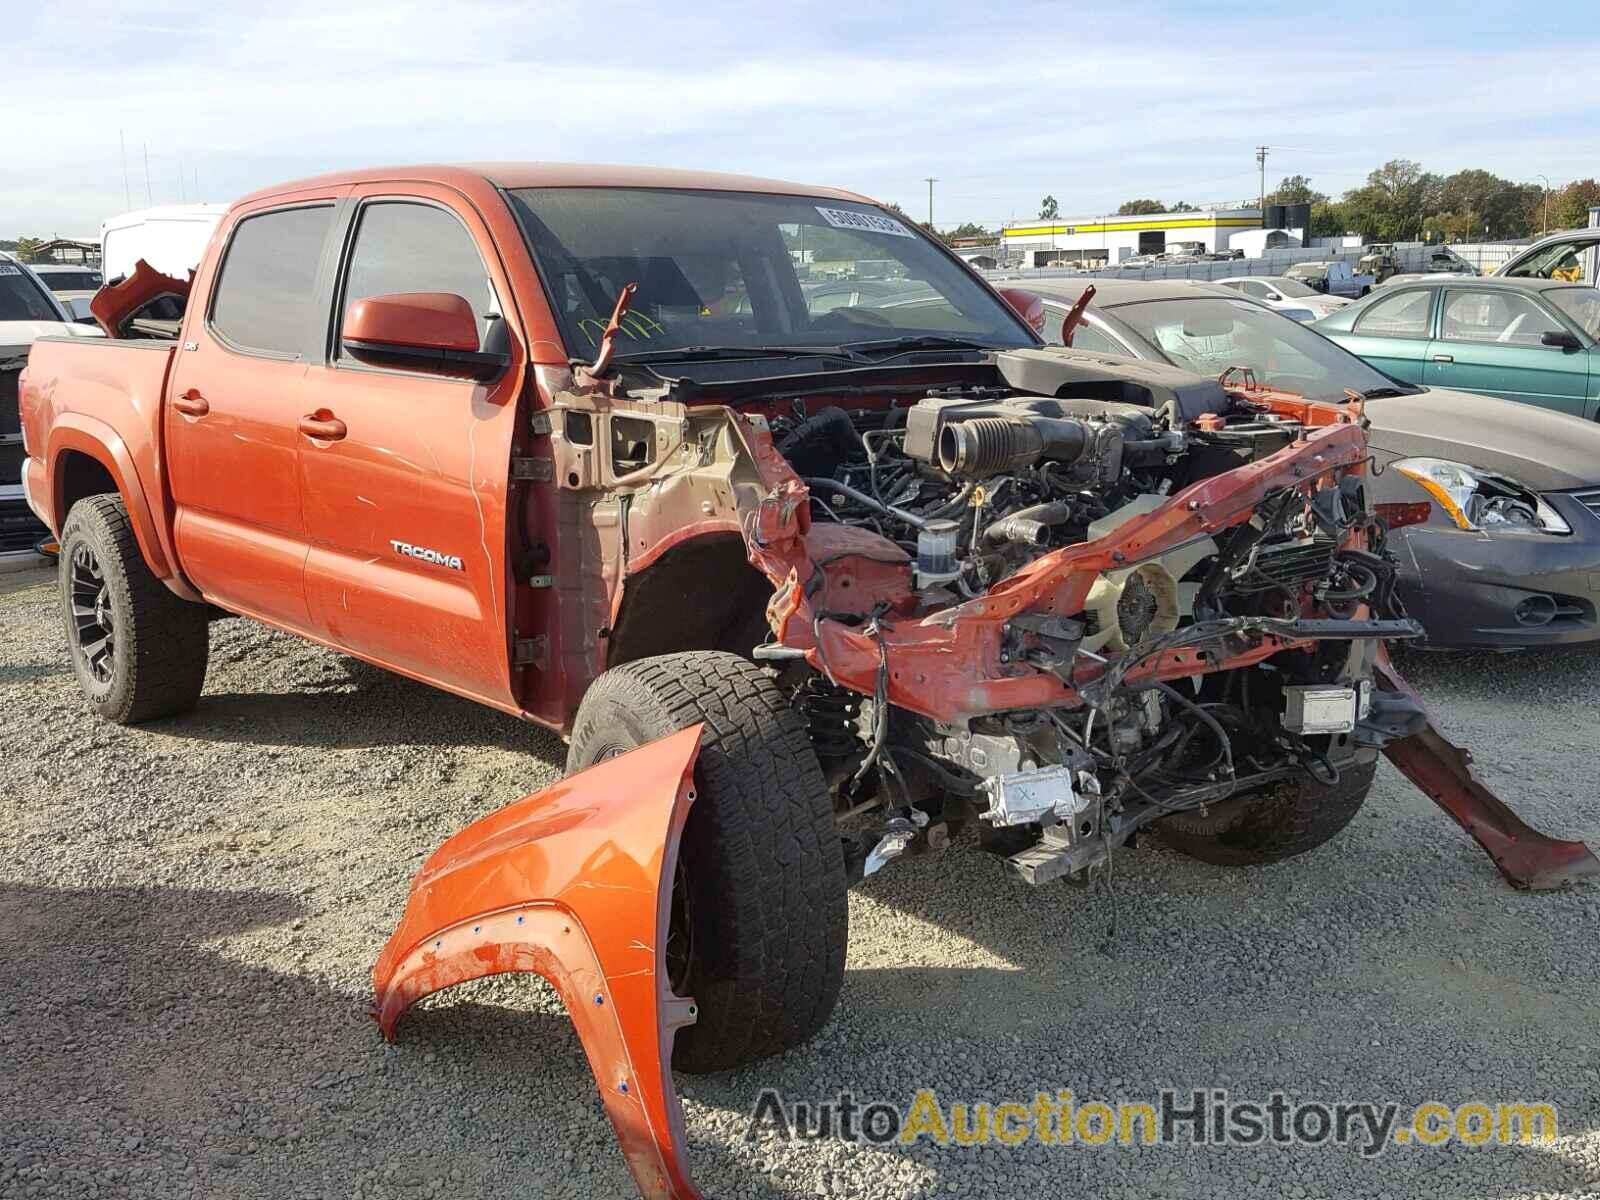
1431, 354, 1454, 364
298, 411, 348, 441
172, 390, 210, 417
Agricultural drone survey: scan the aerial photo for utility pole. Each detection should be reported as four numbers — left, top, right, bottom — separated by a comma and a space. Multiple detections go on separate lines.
1537, 174, 1551, 234
143, 143, 153, 204
924, 177, 937, 230
1255, 146, 1269, 223
119, 130, 131, 209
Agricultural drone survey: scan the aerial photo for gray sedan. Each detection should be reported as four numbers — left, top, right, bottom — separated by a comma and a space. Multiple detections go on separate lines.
997, 276, 1600, 648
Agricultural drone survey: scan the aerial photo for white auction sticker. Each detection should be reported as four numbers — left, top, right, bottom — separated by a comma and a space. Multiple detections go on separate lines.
814, 206, 915, 238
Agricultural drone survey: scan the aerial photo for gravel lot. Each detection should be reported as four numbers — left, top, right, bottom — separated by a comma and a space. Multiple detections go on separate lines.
4, 559, 1600, 1200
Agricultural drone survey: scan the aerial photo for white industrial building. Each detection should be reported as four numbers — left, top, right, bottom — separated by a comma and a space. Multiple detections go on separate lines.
1002, 207, 1264, 268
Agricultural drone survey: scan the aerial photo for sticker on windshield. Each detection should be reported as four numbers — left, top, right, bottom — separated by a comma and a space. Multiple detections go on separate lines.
814, 206, 915, 238
0, 265, 20, 276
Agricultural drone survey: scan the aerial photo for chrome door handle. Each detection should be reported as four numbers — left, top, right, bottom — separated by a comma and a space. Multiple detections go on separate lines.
172, 390, 210, 416
298, 411, 348, 441
1431, 354, 1454, 364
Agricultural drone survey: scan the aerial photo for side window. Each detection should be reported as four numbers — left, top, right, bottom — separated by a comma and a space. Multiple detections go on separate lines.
209, 206, 335, 357
1239, 281, 1270, 299
1353, 289, 1431, 339
1068, 321, 1128, 356
338, 201, 499, 356
1441, 290, 1563, 346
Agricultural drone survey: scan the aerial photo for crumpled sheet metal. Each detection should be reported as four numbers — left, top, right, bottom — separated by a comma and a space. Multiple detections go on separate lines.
372, 725, 705, 1200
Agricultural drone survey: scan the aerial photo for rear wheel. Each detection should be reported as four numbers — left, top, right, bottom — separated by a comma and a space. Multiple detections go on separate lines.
59, 495, 209, 724
1154, 760, 1376, 866
567, 651, 847, 1073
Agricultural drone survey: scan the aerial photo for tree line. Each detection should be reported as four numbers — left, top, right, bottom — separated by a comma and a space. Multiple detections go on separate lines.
932, 164, 1599, 245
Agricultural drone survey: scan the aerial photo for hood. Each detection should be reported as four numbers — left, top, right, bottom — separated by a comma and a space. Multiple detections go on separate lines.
0, 319, 102, 351
1364, 388, 1600, 489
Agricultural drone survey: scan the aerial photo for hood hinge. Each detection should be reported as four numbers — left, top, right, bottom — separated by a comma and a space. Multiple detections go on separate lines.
512, 457, 553, 483
512, 635, 549, 670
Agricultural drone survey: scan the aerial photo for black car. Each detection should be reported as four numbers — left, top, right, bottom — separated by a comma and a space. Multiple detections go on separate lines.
1008, 277, 1600, 649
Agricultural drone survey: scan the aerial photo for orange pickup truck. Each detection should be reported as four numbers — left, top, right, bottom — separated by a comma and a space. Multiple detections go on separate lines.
19, 164, 1595, 1200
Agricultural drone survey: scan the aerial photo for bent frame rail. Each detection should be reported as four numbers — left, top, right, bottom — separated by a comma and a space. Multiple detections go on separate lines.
372, 725, 706, 1200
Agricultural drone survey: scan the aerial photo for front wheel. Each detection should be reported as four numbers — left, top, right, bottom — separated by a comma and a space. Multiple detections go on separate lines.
1154, 760, 1376, 867
566, 651, 847, 1073
59, 495, 209, 724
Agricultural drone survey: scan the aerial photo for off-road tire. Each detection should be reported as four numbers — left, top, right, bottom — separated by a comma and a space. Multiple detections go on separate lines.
566, 651, 847, 1073
1154, 759, 1376, 867
59, 495, 209, 724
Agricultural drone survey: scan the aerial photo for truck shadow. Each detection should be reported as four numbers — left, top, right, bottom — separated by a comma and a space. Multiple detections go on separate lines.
0, 881, 771, 1199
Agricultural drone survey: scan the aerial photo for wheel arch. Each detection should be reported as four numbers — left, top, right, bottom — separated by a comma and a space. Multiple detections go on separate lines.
46, 417, 193, 597
607, 532, 773, 669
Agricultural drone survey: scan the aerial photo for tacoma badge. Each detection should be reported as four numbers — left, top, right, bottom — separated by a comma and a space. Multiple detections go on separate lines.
390, 540, 464, 571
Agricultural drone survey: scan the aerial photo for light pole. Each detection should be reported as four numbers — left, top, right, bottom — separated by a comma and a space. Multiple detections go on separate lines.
1256, 146, 1269, 223
924, 177, 937, 230
1537, 174, 1551, 234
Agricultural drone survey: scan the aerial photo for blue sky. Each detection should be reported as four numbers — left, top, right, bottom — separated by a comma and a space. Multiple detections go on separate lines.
6, 0, 1598, 235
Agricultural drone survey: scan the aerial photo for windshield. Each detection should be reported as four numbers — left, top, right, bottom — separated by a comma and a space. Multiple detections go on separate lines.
1548, 287, 1600, 339
1503, 238, 1598, 284
0, 263, 62, 322
1108, 296, 1403, 404
506, 188, 1034, 362
1266, 277, 1319, 298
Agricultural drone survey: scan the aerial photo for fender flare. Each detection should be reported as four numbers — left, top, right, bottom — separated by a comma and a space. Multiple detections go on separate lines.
373, 725, 706, 1200
47, 415, 176, 581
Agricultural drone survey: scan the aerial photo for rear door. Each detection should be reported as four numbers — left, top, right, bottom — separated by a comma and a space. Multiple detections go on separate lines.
297, 185, 526, 708
166, 197, 344, 631
1423, 287, 1589, 415
1332, 287, 1435, 384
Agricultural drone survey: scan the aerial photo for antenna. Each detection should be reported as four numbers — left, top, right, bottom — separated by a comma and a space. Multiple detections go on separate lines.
119, 130, 131, 209
143, 143, 153, 204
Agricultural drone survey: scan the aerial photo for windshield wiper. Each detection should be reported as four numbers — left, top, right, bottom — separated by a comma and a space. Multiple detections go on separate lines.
836, 334, 997, 359
610, 344, 868, 366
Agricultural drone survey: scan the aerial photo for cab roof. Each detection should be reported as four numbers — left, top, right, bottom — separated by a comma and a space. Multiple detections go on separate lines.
237, 162, 877, 207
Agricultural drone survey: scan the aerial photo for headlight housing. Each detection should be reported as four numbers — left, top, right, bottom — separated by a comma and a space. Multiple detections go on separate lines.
1392, 457, 1570, 534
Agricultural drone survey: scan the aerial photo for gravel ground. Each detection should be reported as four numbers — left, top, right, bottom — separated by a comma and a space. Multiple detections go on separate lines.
4, 560, 1600, 1200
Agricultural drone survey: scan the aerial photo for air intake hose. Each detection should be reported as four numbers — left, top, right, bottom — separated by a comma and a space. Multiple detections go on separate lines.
936, 416, 1092, 478
982, 501, 1075, 547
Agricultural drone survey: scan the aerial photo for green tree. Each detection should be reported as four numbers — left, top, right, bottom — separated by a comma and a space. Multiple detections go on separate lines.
1310, 200, 1347, 237
939, 221, 992, 244
1433, 170, 1537, 239
1547, 179, 1600, 231
1038, 195, 1060, 220
1169, 200, 1199, 212
13, 236, 44, 262
1338, 160, 1441, 241
1116, 199, 1166, 215
1265, 175, 1328, 206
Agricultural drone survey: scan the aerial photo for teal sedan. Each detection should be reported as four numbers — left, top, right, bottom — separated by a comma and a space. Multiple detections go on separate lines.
1312, 278, 1600, 419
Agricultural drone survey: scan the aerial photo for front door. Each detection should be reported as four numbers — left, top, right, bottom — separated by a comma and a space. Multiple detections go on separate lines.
1334, 287, 1434, 385
1423, 287, 1589, 415
166, 198, 343, 632
297, 187, 525, 708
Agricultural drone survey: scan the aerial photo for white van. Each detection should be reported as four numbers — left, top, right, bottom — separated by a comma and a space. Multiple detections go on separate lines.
99, 203, 228, 283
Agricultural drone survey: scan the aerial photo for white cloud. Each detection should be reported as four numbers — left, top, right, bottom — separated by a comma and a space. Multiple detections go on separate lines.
4, 0, 1598, 233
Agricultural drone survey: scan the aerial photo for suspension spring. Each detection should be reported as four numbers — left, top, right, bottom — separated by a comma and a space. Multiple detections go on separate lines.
798, 676, 864, 760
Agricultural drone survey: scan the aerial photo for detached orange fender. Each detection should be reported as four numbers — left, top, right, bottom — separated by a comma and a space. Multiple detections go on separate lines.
373, 725, 705, 1200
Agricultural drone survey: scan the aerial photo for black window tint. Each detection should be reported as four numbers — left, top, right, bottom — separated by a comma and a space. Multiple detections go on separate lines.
339, 202, 497, 353
210, 206, 334, 357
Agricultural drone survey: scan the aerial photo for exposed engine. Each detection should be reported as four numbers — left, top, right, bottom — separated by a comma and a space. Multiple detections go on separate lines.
759, 363, 1411, 888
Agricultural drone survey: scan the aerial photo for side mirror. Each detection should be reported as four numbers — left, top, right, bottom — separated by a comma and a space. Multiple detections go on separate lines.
995, 287, 1045, 335
1266, 292, 1282, 302
342, 292, 510, 381
1541, 330, 1582, 351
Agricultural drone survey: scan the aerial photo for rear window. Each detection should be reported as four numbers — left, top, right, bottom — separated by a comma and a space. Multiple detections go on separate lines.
40, 270, 101, 292
0, 263, 61, 322
209, 206, 335, 357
